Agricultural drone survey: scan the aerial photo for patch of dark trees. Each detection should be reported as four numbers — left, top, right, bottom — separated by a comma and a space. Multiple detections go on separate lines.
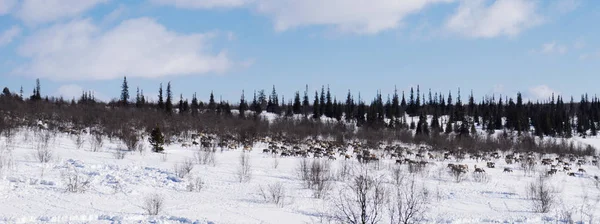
0, 78, 596, 156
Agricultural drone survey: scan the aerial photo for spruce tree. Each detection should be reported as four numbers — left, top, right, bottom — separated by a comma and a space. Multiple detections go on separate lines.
293, 91, 302, 114
191, 93, 199, 116
158, 83, 164, 110
313, 91, 320, 119
302, 85, 310, 117
325, 86, 333, 118
120, 76, 129, 105
208, 91, 216, 112
239, 91, 248, 118
319, 86, 326, 117
165, 82, 173, 114
149, 126, 165, 153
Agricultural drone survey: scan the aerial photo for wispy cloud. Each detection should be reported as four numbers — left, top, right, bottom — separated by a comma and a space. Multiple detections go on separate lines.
0, 25, 21, 47
14, 17, 233, 81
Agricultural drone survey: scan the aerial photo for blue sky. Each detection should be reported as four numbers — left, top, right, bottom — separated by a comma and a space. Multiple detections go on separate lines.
0, 0, 599, 103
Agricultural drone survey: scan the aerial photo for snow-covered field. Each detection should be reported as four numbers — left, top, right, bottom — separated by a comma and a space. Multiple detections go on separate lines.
0, 128, 599, 224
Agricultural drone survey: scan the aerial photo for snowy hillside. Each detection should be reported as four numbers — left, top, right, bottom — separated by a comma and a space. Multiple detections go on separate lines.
0, 127, 599, 223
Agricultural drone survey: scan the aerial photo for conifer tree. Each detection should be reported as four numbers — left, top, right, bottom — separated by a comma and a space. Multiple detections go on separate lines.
293, 91, 302, 114
149, 126, 165, 153
325, 86, 333, 118
191, 93, 199, 116
165, 82, 173, 114
313, 91, 320, 119
239, 91, 248, 118
302, 85, 310, 117
120, 76, 129, 105
208, 91, 216, 112
158, 83, 164, 110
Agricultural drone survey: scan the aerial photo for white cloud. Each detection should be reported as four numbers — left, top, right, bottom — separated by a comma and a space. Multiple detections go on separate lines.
256, 0, 453, 34
0, 0, 16, 15
55, 84, 108, 101
446, 0, 542, 38
528, 85, 558, 100
16, 0, 108, 25
151, 0, 251, 9
0, 25, 21, 46
540, 41, 567, 54
14, 17, 232, 81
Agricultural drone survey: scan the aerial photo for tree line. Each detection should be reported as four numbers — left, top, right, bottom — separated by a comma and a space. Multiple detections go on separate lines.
0, 77, 597, 156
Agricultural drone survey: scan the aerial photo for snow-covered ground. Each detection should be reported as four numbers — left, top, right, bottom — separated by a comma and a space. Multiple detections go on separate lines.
0, 128, 599, 224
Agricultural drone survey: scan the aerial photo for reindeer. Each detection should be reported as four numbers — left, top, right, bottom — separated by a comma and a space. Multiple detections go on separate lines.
473, 165, 485, 173
503, 167, 513, 173
547, 169, 557, 176
578, 168, 586, 173
328, 155, 337, 161
486, 162, 495, 168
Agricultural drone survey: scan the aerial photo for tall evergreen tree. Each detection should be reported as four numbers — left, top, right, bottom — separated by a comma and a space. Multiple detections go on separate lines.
157, 83, 164, 110
165, 82, 173, 114
302, 85, 310, 117
313, 91, 320, 119
120, 76, 129, 105
325, 86, 333, 118
239, 91, 248, 118
208, 91, 216, 112
293, 91, 302, 114
191, 93, 199, 116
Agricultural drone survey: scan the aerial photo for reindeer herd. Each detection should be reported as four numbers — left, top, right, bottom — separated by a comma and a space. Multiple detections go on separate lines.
179, 132, 600, 181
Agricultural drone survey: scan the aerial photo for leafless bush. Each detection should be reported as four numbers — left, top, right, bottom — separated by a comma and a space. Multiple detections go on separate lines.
121, 130, 139, 151
186, 176, 204, 192
62, 166, 91, 193
34, 144, 53, 163
0, 148, 15, 174
472, 172, 490, 183
113, 148, 126, 159
388, 176, 430, 224
272, 155, 279, 169
194, 149, 216, 166
521, 159, 536, 176
142, 193, 165, 215
258, 182, 286, 207
174, 158, 195, 178
90, 133, 103, 152
408, 163, 424, 174
334, 169, 386, 224
558, 205, 575, 224
237, 152, 252, 182
391, 166, 406, 186
527, 175, 555, 213
297, 158, 333, 198
74, 134, 84, 149
337, 159, 354, 181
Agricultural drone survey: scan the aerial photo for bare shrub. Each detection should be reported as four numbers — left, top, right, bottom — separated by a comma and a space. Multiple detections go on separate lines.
62, 166, 91, 193
186, 176, 204, 192
238, 152, 252, 182
121, 130, 139, 151
0, 148, 15, 174
34, 144, 53, 163
113, 148, 126, 160
472, 172, 490, 183
391, 166, 406, 186
174, 158, 195, 178
90, 133, 103, 152
195, 149, 216, 166
258, 182, 286, 207
388, 176, 430, 224
142, 193, 165, 215
521, 159, 536, 176
334, 169, 386, 224
298, 158, 332, 198
74, 134, 84, 149
337, 159, 354, 181
527, 175, 555, 213
272, 155, 279, 169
